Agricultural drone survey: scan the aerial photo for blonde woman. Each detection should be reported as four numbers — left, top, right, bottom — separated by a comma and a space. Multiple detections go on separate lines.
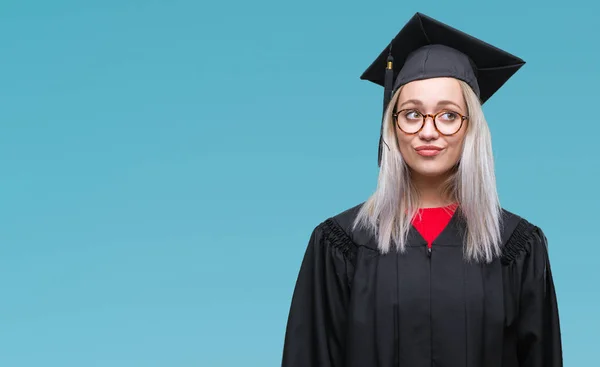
282, 12, 562, 367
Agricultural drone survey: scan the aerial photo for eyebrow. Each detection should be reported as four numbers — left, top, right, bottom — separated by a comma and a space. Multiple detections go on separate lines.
398, 99, 464, 112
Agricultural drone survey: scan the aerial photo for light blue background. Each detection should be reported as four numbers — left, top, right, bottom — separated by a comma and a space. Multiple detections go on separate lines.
0, 0, 597, 366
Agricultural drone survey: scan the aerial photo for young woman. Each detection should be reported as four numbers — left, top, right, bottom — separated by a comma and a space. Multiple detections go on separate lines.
281, 12, 562, 367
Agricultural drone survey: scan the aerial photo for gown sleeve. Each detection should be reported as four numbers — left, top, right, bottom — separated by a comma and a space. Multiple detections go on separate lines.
281, 219, 355, 367
504, 221, 563, 367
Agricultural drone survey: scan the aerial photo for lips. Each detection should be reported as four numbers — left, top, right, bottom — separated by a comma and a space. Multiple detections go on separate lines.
415, 145, 443, 157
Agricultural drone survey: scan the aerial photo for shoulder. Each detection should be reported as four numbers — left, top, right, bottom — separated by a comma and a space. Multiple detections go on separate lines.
499, 208, 550, 269
311, 202, 378, 254
327, 202, 365, 235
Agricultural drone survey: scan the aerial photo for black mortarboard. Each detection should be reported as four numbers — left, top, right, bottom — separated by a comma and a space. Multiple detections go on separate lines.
360, 12, 525, 166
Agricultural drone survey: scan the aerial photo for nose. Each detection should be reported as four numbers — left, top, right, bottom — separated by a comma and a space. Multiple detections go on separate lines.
418, 115, 439, 141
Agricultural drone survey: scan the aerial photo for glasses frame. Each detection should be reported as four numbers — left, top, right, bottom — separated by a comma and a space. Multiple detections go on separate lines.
392, 108, 469, 136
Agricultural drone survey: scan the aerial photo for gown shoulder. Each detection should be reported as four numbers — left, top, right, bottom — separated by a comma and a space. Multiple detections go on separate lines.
499, 209, 552, 270
313, 202, 379, 254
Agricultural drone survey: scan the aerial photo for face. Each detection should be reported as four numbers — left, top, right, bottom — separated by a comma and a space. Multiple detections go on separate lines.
394, 77, 468, 179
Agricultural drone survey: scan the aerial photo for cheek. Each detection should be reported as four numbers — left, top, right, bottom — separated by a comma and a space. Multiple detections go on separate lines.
445, 137, 466, 163
396, 131, 413, 157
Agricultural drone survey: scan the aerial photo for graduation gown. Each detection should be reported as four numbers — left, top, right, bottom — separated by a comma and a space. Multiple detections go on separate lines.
281, 203, 562, 367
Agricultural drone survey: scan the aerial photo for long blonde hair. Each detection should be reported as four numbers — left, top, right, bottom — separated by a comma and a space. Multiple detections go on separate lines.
353, 80, 502, 263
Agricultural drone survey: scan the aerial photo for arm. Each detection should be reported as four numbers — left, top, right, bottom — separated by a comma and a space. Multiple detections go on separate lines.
282, 221, 353, 367
517, 227, 563, 367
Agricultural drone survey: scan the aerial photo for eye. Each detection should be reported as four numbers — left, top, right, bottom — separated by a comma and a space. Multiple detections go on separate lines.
438, 111, 459, 121
404, 110, 422, 120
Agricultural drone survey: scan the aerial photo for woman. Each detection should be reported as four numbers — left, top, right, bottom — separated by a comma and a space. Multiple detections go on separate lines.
281, 12, 562, 367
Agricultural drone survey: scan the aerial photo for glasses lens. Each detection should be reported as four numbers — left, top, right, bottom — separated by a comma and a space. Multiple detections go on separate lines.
397, 110, 423, 134
435, 111, 462, 135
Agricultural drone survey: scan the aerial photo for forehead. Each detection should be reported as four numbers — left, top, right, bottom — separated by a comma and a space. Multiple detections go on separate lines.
397, 77, 464, 106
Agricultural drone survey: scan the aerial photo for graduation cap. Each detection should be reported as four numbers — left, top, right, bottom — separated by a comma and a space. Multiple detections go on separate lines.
360, 12, 526, 166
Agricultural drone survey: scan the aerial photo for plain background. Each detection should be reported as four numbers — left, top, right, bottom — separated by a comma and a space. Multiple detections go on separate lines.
1, 0, 598, 366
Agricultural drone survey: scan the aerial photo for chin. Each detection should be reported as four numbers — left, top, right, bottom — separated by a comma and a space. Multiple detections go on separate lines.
412, 168, 450, 178
407, 161, 454, 178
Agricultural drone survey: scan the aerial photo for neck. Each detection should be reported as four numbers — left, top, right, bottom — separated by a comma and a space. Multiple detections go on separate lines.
411, 171, 455, 208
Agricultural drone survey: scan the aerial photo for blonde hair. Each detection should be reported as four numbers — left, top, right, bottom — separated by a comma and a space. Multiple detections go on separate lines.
353, 80, 502, 263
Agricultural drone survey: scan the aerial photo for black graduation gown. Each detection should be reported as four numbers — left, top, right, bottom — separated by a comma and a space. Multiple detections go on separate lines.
281, 203, 562, 367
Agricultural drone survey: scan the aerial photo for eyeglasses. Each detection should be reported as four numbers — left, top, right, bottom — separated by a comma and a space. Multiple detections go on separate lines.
392, 109, 469, 136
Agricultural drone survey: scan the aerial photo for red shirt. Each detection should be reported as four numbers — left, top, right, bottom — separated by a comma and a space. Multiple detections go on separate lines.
411, 203, 458, 248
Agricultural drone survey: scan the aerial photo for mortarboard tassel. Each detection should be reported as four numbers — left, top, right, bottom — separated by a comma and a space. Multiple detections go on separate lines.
378, 47, 394, 166
383, 53, 395, 112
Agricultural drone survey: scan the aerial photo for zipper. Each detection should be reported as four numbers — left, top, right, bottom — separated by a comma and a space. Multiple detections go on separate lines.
393, 304, 399, 366
395, 251, 400, 366
428, 242, 433, 367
